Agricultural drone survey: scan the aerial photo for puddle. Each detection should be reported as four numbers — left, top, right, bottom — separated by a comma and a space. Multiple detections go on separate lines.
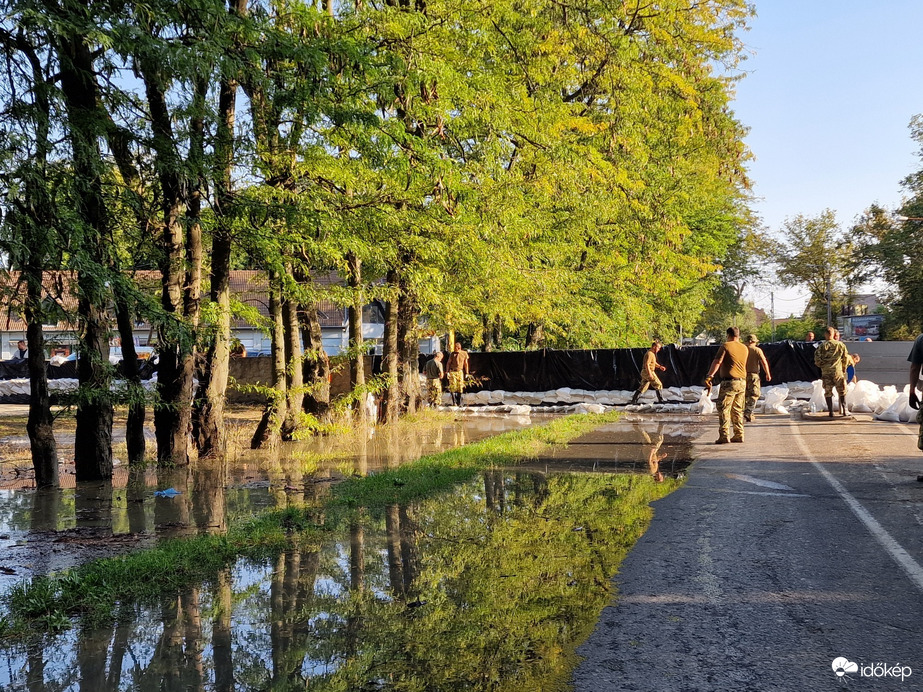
1, 467, 685, 691
525, 415, 700, 478
0, 415, 703, 690
0, 416, 544, 592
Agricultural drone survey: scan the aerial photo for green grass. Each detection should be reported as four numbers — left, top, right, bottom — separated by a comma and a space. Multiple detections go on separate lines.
0, 411, 620, 640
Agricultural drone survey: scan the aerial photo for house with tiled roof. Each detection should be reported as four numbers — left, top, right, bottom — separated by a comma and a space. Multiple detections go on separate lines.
0, 270, 422, 360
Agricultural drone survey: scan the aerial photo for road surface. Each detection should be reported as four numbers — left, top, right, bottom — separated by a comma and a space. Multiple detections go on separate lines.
574, 411, 923, 691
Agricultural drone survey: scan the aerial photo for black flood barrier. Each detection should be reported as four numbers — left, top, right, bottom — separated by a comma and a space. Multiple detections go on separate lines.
416, 341, 822, 392
0, 359, 80, 381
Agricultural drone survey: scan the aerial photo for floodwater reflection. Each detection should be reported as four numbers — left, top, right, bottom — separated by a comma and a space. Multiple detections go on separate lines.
0, 416, 539, 591
1, 468, 683, 691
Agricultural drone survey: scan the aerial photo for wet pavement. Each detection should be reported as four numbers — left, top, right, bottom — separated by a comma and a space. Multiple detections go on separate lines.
0, 414, 704, 691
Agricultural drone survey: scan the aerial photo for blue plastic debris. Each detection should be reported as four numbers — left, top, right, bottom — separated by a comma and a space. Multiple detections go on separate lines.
154, 488, 181, 498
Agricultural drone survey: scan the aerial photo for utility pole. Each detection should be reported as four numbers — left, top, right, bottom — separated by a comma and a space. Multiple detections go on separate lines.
825, 275, 833, 327
770, 291, 775, 343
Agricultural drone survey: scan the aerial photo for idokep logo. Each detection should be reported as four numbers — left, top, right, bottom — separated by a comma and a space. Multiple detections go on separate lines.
832, 658, 858, 677
831, 657, 913, 682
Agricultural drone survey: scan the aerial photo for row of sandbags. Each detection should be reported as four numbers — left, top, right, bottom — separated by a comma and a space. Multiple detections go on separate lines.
0, 377, 159, 398
443, 379, 919, 423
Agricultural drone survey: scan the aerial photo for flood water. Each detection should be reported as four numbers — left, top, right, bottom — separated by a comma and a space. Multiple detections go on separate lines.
0, 414, 702, 691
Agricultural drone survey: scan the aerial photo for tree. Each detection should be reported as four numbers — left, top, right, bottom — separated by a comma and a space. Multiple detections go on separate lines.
771, 210, 853, 326
852, 116, 923, 333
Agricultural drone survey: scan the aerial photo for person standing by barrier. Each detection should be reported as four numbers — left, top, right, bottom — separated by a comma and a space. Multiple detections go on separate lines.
814, 326, 850, 417
908, 333, 923, 478
705, 327, 749, 444
423, 351, 444, 407
446, 342, 470, 407
744, 334, 771, 422
846, 353, 860, 385
630, 341, 667, 405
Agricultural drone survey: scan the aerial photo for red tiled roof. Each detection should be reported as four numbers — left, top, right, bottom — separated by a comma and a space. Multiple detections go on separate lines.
0, 270, 348, 332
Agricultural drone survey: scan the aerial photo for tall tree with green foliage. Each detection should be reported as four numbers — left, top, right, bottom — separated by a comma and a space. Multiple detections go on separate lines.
771, 210, 853, 326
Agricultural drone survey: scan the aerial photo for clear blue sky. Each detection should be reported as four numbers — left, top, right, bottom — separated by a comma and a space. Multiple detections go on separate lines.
731, 0, 923, 316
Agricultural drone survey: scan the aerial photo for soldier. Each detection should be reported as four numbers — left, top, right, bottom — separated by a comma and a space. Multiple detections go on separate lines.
908, 332, 923, 479
813, 325, 850, 417
630, 341, 667, 405
744, 334, 772, 422
423, 351, 444, 407
705, 326, 749, 444
445, 342, 470, 407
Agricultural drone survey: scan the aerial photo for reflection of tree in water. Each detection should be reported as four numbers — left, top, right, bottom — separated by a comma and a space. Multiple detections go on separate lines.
9, 471, 680, 690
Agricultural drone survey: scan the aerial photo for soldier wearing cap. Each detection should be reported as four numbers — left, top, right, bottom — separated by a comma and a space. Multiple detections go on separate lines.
744, 334, 771, 422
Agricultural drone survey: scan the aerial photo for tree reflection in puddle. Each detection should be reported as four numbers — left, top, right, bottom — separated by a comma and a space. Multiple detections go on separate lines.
1, 468, 686, 691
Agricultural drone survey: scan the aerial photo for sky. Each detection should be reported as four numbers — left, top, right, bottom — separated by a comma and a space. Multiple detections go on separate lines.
729, 0, 923, 318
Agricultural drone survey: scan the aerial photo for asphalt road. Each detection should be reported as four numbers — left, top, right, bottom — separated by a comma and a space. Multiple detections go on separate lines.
573, 411, 923, 691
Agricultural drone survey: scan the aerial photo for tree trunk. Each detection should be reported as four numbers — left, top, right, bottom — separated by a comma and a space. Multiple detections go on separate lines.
193, 233, 231, 456
525, 322, 544, 349
280, 289, 304, 440
56, 32, 113, 481
346, 251, 366, 422
299, 300, 330, 420
113, 288, 146, 465
398, 282, 420, 414
24, 267, 57, 486
251, 272, 287, 448
137, 55, 199, 466
381, 268, 401, 423
193, 0, 247, 457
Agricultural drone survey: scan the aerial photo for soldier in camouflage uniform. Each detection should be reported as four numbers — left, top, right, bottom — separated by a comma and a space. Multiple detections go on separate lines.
908, 333, 923, 474
813, 326, 850, 417
423, 351, 444, 407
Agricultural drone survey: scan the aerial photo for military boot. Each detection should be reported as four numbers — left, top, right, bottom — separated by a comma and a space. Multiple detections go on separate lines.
825, 396, 834, 418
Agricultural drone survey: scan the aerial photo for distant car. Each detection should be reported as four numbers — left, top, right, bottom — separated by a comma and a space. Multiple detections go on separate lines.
247, 350, 272, 357
108, 346, 156, 364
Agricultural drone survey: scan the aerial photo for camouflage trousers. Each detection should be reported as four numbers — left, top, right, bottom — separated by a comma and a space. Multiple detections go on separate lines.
821, 369, 846, 399
717, 378, 746, 441
637, 374, 663, 393
447, 371, 465, 394
917, 407, 923, 453
427, 378, 442, 406
744, 373, 761, 417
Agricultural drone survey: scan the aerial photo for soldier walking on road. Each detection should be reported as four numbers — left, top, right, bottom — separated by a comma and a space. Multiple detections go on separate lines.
705, 327, 749, 444
630, 341, 667, 405
744, 334, 771, 422
814, 326, 850, 417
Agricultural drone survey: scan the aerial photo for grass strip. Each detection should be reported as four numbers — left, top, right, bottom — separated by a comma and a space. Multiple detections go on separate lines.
0, 411, 620, 639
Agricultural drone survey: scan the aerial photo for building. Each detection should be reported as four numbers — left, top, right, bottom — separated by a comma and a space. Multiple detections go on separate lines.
838, 294, 884, 341
1, 270, 438, 360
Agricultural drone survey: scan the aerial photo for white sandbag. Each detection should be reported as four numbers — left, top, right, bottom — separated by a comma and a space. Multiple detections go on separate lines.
663, 387, 684, 401
876, 386, 898, 413
875, 392, 911, 422
574, 403, 605, 414
507, 405, 532, 416
763, 386, 790, 414
487, 390, 506, 404
808, 380, 841, 412
694, 388, 715, 414
845, 380, 879, 413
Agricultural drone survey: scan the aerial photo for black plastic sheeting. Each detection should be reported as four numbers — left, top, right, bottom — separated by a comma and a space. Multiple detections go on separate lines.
0, 360, 78, 381
416, 341, 822, 392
